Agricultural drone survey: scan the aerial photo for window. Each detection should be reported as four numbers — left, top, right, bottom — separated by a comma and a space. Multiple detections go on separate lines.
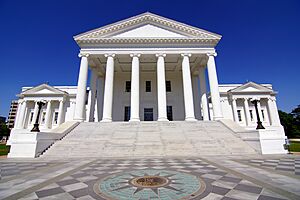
124, 106, 130, 121
146, 81, 151, 92
125, 81, 131, 92
144, 108, 153, 121
53, 112, 59, 124
261, 110, 265, 121
249, 110, 254, 121
167, 106, 173, 121
29, 112, 34, 124
41, 112, 46, 124
237, 110, 242, 122
166, 81, 171, 92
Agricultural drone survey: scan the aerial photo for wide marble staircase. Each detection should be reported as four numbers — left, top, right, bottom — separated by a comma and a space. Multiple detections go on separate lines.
41, 121, 257, 158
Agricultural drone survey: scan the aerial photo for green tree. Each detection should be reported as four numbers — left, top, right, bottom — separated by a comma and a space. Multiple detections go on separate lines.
279, 107, 300, 138
0, 122, 10, 138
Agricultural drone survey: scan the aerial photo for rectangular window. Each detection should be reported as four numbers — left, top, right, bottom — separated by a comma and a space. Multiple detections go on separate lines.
167, 106, 173, 121
237, 110, 242, 122
166, 81, 171, 92
146, 81, 151, 92
144, 108, 153, 121
53, 112, 59, 124
124, 106, 130, 121
29, 112, 34, 124
261, 110, 265, 121
125, 81, 131, 92
249, 110, 254, 121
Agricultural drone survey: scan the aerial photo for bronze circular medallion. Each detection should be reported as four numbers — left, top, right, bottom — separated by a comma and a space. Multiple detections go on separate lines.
130, 176, 169, 188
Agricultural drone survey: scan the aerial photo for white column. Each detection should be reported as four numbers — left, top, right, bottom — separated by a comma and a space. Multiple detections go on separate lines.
207, 53, 223, 120
257, 99, 264, 121
32, 101, 39, 124
45, 100, 52, 129
156, 54, 168, 121
268, 97, 281, 126
243, 98, 251, 126
198, 66, 209, 121
266, 97, 274, 126
130, 53, 140, 122
74, 53, 89, 121
57, 100, 64, 125
192, 76, 201, 119
96, 76, 104, 122
181, 54, 196, 121
102, 54, 115, 122
88, 70, 98, 122
231, 98, 239, 122
15, 100, 27, 129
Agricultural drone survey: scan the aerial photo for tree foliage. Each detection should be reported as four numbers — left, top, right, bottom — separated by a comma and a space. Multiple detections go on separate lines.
279, 104, 300, 138
0, 122, 10, 138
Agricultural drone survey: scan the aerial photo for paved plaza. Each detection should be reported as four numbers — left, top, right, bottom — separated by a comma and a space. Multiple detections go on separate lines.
0, 155, 299, 200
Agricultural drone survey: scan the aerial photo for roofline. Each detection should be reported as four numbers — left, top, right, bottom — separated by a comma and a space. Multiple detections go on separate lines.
73, 12, 222, 41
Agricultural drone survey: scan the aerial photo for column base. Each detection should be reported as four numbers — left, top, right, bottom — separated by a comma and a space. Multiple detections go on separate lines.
185, 117, 197, 122
213, 116, 223, 121
129, 118, 140, 122
73, 118, 85, 122
101, 118, 112, 122
157, 118, 169, 122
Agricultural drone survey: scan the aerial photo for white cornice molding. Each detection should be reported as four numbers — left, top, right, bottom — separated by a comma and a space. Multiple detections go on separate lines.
74, 12, 221, 45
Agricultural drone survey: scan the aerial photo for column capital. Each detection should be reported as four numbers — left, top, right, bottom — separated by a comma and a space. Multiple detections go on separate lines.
104, 53, 115, 58
130, 53, 141, 58
181, 53, 192, 57
206, 52, 217, 57
268, 96, 276, 101
156, 53, 166, 58
231, 97, 237, 101
78, 53, 90, 58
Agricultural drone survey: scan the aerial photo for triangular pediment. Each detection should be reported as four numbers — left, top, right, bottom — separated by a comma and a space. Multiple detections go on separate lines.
21, 84, 67, 96
74, 12, 221, 46
230, 82, 274, 93
111, 24, 187, 38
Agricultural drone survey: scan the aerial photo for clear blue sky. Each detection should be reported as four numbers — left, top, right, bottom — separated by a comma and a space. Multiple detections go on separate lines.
0, 0, 299, 118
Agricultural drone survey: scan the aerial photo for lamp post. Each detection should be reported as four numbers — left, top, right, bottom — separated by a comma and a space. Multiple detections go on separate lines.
250, 99, 265, 130
31, 101, 46, 132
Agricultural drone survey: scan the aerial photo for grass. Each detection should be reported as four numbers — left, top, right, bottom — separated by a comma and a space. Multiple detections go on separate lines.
0, 144, 10, 156
289, 141, 300, 152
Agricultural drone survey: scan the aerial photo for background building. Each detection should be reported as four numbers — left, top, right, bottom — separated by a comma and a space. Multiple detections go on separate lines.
6, 100, 18, 129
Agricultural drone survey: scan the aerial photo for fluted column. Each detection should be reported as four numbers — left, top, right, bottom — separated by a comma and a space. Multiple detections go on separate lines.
130, 53, 141, 122
74, 53, 89, 121
207, 53, 223, 120
57, 100, 64, 125
88, 69, 98, 122
231, 98, 238, 122
181, 54, 196, 121
198, 66, 209, 121
32, 101, 39, 124
243, 98, 251, 126
15, 100, 27, 129
45, 100, 52, 129
156, 54, 168, 121
102, 54, 115, 122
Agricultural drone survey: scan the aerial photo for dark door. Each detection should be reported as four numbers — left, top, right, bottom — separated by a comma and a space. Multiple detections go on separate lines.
144, 108, 153, 121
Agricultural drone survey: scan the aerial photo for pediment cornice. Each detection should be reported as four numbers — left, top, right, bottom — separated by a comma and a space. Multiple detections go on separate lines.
20, 84, 68, 97
74, 12, 221, 47
229, 82, 275, 94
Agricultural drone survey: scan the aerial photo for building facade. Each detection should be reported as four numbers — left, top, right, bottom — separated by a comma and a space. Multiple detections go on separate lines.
6, 100, 18, 129
8, 13, 287, 157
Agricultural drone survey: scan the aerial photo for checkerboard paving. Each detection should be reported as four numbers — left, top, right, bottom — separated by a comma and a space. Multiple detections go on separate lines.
19, 158, 287, 200
0, 162, 58, 181
247, 158, 300, 176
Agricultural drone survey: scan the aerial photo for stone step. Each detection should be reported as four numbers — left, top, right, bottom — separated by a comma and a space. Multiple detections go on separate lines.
42, 121, 257, 158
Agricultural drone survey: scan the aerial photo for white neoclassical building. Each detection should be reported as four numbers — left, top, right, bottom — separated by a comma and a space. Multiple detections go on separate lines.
8, 13, 287, 158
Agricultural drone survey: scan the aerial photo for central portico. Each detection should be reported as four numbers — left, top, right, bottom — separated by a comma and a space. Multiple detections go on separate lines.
73, 12, 223, 122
